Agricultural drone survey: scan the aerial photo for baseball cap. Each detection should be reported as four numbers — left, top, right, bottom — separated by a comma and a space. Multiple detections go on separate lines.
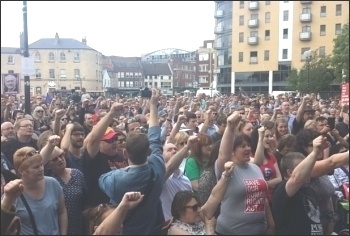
102, 127, 118, 141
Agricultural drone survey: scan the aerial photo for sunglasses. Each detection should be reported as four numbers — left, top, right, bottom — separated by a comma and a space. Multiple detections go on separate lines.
27, 150, 40, 157
117, 139, 126, 144
185, 203, 200, 212
103, 137, 118, 144
126, 117, 140, 124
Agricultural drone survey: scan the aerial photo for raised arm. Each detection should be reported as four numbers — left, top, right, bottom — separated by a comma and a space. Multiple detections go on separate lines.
167, 115, 186, 144
53, 109, 65, 136
216, 112, 242, 173
252, 126, 267, 166
86, 102, 124, 158
60, 123, 73, 152
39, 135, 61, 166
311, 150, 349, 178
295, 95, 311, 123
199, 110, 211, 134
285, 136, 323, 197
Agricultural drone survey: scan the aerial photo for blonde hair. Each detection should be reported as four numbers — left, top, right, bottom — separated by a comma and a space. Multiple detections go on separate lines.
304, 120, 316, 130
174, 131, 189, 145
37, 130, 53, 151
13, 147, 42, 177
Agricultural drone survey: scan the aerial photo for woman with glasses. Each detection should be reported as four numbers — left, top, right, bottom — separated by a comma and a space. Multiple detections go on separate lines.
168, 161, 235, 235
32, 106, 50, 134
42, 141, 88, 235
184, 133, 213, 193
12, 147, 68, 235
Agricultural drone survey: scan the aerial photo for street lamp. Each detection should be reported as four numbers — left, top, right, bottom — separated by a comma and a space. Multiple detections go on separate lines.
303, 50, 312, 94
22, 1, 31, 114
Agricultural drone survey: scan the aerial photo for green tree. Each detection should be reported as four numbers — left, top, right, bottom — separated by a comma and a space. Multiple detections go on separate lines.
332, 22, 349, 82
288, 54, 335, 94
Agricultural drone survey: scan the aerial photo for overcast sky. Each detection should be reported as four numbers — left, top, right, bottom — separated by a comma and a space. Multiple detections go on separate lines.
1, 1, 215, 57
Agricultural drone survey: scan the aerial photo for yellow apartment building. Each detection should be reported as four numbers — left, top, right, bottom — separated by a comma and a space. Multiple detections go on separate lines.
1, 33, 104, 97
227, 1, 349, 94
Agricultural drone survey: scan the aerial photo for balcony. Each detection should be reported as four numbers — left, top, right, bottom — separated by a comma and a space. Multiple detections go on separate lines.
248, 36, 259, 45
214, 26, 224, 33
248, 19, 259, 28
300, 1, 312, 4
214, 42, 223, 48
214, 10, 224, 18
250, 57, 258, 64
249, 1, 259, 10
299, 32, 312, 41
300, 13, 312, 22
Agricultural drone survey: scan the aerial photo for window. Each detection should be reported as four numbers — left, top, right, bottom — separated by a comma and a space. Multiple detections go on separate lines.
282, 49, 288, 59
302, 7, 311, 14
135, 81, 138, 87
49, 69, 55, 79
239, 32, 244, 42
320, 6, 326, 17
130, 81, 134, 87
335, 24, 342, 35
283, 10, 289, 21
120, 72, 125, 78
74, 69, 80, 79
7, 56, 14, 64
283, 28, 288, 39
35, 69, 41, 79
319, 46, 325, 57
8, 70, 14, 74
264, 50, 269, 61
251, 14, 258, 20
36, 87, 41, 95
74, 52, 80, 61
265, 12, 270, 23
250, 31, 258, 37
265, 30, 270, 40
266, 1, 270, 5
239, 15, 244, 25
238, 52, 243, 62
250, 51, 258, 64
60, 52, 66, 61
301, 47, 311, 60
60, 69, 66, 79
35, 52, 41, 62
336, 4, 342, 16
48, 52, 54, 61
302, 25, 311, 32
320, 25, 326, 36
239, 1, 244, 8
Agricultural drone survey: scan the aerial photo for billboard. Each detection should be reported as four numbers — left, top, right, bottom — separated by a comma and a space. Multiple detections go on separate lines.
2, 73, 20, 95
341, 83, 349, 106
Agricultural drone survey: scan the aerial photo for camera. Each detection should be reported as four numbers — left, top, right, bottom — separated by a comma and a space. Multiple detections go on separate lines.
140, 87, 152, 98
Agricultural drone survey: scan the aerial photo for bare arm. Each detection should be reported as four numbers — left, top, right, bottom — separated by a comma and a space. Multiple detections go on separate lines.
285, 136, 323, 197
199, 110, 211, 134
311, 150, 349, 178
53, 109, 65, 136
295, 95, 310, 122
252, 126, 266, 166
167, 115, 186, 143
165, 142, 192, 180
39, 135, 60, 166
58, 194, 68, 235
267, 162, 282, 189
60, 124, 73, 152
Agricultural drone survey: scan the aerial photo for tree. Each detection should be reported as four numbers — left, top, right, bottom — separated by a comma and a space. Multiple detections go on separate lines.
287, 54, 335, 94
332, 22, 349, 82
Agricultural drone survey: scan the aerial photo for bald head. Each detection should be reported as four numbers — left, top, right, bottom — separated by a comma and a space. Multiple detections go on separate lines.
163, 143, 178, 163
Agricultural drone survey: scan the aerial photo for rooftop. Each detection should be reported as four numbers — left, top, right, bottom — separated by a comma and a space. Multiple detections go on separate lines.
141, 63, 172, 75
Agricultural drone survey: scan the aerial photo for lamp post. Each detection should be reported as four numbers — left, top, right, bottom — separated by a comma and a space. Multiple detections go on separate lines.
22, 1, 31, 114
303, 50, 312, 94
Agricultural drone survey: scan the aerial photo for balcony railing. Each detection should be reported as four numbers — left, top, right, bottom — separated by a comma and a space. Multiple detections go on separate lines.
249, 1, 259, 10
300, 1, 312, 4
300, 13, 312, 22
299, 32, 312, 41
250, 57, 258, 64
214, 26, 224, 33
215, 10, 224, 18
248, 36, 259, 45
248, 19, 259, 28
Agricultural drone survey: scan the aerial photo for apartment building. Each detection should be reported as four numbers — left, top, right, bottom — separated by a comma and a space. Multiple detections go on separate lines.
142, 63, 173, 96
217, 1, 349, 95
196, 40, 217, 88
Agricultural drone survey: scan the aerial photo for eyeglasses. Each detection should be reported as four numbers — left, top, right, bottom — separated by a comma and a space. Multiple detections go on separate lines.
71, 132, 85, 137
20, 124, 34, 128
179, 142, 187, 146
26, 150, 40, 157
185, 203, 200, 212
117, 139, 126, 144
2, 127, 14, 131
103, 137, 118, 144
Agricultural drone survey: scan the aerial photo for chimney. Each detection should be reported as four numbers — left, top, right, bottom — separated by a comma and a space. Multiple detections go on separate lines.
82, 37, 87, 45
55, 32, 59, 44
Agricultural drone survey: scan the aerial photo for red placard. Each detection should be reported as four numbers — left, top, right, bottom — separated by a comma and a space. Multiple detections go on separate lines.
341, 83, 349, 106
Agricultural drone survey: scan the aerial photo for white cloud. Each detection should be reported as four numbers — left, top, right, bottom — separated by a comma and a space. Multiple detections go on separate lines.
1, 1, 215, 56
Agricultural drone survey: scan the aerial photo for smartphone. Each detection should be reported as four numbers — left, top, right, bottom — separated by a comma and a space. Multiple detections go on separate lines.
327, 117, 336, 130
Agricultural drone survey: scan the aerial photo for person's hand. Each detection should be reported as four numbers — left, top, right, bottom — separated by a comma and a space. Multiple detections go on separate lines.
177, 114, 187, 124
150, 88, 160, 106
55, 109, 66, 120
319, 125, 331, 135
303, 95, 311, 104
48, 135, 61, 147
120, 192, 144, 210
110, 102, 124, 116
3, 179, 24, 202
331, 129, 340, 138
227, 111, 242, 131
258, 126, 267, 139
313, 135, 326, 153
224, 161, 235, 175
40, 125, 48, 130
186, 135, 199, 149
1, 136, 8, 144
204, 110, 212, 121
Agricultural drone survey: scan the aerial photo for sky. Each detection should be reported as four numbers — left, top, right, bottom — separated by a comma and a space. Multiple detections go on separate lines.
1, 1, 215, 57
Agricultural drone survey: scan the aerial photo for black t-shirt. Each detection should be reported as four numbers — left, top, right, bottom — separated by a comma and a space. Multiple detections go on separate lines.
210, 132, 223, 144
272, 180, 324, 235
82, 149, 122, 207
66, 151, 83, 172
292, 118, 305, 135
336, 122, 349, 138
2, 138, 38, 165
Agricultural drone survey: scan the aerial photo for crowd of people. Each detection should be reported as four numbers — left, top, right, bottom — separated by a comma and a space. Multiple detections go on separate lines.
1, 88, 349, 235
